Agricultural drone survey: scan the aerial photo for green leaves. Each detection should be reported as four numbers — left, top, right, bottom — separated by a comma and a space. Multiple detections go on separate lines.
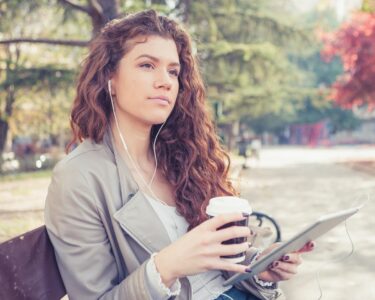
185, 0, 313, 124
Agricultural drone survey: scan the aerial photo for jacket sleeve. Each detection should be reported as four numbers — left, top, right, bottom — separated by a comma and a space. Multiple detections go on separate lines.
44, 162, 153, 300
222, 247, 285, 300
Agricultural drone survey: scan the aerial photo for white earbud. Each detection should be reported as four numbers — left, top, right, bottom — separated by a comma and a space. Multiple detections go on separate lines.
108, 80, 112, 95
108, 79, 128, 151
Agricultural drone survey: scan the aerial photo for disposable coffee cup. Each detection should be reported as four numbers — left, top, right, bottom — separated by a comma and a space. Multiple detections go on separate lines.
206, 196, 252, 263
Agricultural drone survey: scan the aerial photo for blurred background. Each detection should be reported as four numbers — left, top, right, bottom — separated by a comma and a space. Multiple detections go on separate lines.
1, 0, 375, 299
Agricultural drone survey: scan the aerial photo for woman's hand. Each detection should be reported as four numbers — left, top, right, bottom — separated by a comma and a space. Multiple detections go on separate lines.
154, 213, 251, 287
256, 241, 315, 282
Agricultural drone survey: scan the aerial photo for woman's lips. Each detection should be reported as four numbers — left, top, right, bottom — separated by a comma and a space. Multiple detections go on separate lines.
148, 97, 170, 105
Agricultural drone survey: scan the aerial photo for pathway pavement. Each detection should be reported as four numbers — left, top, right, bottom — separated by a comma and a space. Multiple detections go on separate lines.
238, 146, 375, 300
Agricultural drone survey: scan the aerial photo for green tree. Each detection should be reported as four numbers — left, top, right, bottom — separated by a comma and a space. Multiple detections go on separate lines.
0, 0, 87, 154
2, 0, 353, 155
245, 5, 361, 139
0, 0, 316, 153
188, 0, 311, 122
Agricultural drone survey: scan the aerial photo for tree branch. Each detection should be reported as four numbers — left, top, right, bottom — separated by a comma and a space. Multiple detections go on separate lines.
0, 38, 89, 47
57, 0, 91, 15
88, 0, 104, 16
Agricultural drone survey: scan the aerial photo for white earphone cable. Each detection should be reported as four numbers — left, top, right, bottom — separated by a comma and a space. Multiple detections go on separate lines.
150, 122, 165, 187
108, 80, 167, 206
314, 193, 369, 300
314, 219, 355, 300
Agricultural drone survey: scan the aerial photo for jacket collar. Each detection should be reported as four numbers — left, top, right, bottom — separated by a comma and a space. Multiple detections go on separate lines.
103, 128, 172, 254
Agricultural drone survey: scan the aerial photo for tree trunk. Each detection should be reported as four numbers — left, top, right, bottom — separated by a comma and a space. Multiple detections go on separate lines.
58, 0, 120, 37
179, 0, 192, 24
89, 0, 119, 36
0, 86, 16, 154
0, 46, 18, 157
0, 119, 8, 154
151, 0, 167, 4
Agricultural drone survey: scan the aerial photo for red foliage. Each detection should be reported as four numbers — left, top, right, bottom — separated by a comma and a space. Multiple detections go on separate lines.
320, 12, 375, 109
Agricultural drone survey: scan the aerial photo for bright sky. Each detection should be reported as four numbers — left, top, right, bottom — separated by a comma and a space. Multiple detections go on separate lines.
291, 0, 363, 19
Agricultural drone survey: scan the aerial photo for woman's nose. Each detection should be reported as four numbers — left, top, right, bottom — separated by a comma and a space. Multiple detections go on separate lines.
154, 70, 172, 89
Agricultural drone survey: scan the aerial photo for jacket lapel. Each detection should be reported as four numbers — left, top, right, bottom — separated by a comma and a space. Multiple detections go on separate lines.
104, 129, 172, 254
113, 191, 172, 253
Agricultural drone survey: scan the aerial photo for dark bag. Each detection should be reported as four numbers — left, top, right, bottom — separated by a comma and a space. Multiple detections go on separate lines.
0, 226, 66, 300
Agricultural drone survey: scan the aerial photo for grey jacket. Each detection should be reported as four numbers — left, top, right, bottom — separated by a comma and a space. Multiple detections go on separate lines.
44, 130, 283, 300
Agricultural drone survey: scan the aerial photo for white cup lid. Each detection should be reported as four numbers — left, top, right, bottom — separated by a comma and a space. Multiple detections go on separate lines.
206, 196, 252, 216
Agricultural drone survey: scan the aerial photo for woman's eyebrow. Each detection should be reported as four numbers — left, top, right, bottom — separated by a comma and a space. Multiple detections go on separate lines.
135, 54, 180, 67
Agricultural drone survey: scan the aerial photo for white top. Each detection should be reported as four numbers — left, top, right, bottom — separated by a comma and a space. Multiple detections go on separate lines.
144, 194, 233, 300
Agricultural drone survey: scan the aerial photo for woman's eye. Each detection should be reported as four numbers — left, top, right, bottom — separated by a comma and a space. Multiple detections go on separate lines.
169, 69, 179, 77
140, 63, 154, 69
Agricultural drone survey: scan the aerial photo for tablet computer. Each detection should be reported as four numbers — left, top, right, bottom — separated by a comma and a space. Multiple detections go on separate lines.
222, 206, 361, 287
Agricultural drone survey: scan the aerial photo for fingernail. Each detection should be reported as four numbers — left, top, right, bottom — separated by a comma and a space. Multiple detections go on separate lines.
248, 242, 252, 248
282, 255, 290, 261
245, 268, 252, 273
271, 261, 279, 268
242, 212, 250, 217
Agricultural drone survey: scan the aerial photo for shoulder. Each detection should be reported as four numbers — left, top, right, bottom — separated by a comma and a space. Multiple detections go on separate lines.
47, 139, 117, 203
52, 139, 118, 184
57, 139, 113, 171
45, 140, 115, 224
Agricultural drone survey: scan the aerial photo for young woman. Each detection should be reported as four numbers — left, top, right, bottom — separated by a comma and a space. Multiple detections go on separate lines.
45, 9, 313, 300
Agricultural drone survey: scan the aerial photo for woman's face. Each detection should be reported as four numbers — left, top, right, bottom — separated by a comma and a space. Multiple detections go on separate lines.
111, 35, 180, 127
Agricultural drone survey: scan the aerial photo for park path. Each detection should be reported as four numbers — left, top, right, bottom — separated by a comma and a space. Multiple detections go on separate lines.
239, 146, 375, 300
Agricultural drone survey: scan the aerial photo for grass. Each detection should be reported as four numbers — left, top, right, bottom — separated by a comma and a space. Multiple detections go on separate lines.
0, 170, 51, 242
0, 169, 52, 183
0, 211, 44, 243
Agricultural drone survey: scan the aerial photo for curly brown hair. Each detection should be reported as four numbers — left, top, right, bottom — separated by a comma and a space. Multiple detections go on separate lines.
69, 9, 237, 230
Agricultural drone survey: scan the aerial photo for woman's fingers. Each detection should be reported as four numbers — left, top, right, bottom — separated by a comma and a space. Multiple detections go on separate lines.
211, 225, 251, 243
214, 259, 249, 274
259, 253, 301, 282
204, 213, 247, 231
281, 253, 302, 265
296, 241, 315, 253
214, 242, 250, 256
258, 261, 297, 282
256, 241, 313, 283
267, 267, 295, 281
270, 261, 298, 275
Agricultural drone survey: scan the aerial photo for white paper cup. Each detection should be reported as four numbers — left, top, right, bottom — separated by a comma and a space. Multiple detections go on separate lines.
206, 196, 252, 263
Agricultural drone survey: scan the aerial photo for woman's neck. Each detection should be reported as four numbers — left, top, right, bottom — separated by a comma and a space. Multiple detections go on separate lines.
110, 116, 155, 172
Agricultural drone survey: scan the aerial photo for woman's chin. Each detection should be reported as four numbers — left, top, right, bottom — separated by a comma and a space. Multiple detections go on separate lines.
147, 113, 172, 125
153, 119, 168, 125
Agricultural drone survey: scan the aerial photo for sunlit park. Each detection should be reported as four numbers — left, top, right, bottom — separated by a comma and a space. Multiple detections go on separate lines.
1, 0, 375, 299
